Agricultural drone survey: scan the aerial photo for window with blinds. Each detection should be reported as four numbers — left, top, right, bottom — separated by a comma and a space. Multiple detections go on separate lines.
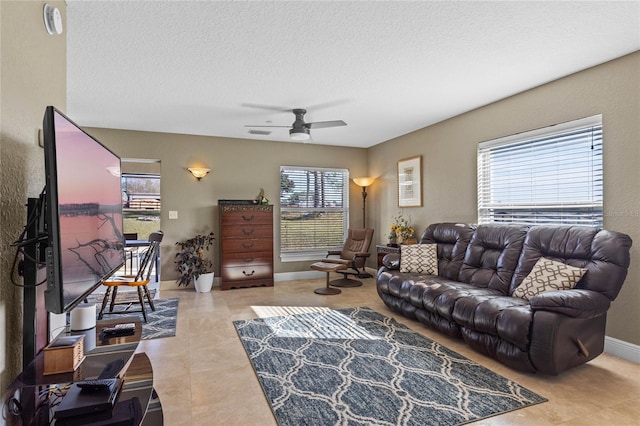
280, 166, 349, 261
477, 115, 603, 227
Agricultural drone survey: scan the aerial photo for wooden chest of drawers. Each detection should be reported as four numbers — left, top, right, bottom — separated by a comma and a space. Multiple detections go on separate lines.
219, 202, 274, 290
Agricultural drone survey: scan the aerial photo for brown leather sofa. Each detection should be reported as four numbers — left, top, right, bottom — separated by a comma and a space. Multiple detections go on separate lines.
376, 223, 632, 375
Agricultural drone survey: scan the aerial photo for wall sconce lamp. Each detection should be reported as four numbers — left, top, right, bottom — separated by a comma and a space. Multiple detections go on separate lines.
188, 167, 210, 181
353, 177, 376, 227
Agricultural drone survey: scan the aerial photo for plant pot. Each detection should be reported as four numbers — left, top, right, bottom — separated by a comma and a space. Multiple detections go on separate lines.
194, 272, 214, 293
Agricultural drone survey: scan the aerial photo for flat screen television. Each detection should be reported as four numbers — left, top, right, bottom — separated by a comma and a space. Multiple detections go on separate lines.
42, 106, 125, 314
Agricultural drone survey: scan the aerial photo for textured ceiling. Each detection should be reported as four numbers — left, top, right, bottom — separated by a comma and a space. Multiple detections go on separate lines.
66, 1, 639, 148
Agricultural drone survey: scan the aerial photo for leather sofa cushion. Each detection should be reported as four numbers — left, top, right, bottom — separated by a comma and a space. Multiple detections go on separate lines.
510, 226, 632, 300
458, 224, 528, 294
453, 296, 532, 350
461, 328, 536, 372
381, 270, 432, 298
420, 278, 503, 320
530, 289, 611, 318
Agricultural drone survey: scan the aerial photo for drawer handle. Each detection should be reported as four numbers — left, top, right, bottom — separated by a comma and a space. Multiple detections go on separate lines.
242, 214, 255, 221
242, 242, 254, 249
242, 228, 254, 235
243, 257, 255, 262
242, 270, 256, 277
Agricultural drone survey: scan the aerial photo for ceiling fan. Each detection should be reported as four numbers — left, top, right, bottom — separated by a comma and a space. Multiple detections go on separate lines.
245, 108, 347, 141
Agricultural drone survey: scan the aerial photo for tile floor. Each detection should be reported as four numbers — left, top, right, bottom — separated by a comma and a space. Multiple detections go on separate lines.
137, 277, 640, 425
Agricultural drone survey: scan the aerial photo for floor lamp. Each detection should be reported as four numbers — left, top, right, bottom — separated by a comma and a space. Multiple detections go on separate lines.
353, 177, 376, 227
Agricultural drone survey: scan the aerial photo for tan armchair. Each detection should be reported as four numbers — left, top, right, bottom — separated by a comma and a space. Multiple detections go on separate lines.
322, 228, 374, 287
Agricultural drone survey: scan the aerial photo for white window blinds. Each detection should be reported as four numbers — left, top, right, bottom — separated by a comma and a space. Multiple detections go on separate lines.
280, 166, 349, 261
477, 115, 603, 227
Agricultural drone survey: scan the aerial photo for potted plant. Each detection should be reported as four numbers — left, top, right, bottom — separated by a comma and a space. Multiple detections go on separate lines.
175, 232, 216, 292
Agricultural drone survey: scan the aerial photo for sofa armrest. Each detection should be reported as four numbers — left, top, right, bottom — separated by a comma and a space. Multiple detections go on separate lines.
529, 289, 611, 319
382, 253, 400, 270
354, 252, 371, 258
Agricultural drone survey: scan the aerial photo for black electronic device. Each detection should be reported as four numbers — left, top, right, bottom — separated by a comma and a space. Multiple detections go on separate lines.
42, 106, 125, 314
76, 378, 117, 392
98, 358, 127, 379
53, 378, 122, 420
55, 396, 142, 426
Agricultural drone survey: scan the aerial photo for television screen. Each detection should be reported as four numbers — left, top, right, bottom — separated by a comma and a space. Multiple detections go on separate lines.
43, 106, 125, 314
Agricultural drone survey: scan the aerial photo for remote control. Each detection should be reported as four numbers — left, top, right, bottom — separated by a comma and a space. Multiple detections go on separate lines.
76, 378, 115, 392
114, 323, 136, 330
101, 325, 135, 337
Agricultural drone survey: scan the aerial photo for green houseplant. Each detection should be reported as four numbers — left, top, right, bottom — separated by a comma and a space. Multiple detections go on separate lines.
175, 232, 216, 289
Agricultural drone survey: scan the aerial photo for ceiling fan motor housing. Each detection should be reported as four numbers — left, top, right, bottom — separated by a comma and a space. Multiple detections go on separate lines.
292, 109, 309, 127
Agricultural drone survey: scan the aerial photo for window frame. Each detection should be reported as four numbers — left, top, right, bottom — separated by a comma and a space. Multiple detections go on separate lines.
477, 115, 603, 227
279, 166, 350, 262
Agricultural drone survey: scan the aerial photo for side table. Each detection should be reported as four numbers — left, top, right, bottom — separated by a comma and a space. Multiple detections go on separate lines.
376, 245, 400, 268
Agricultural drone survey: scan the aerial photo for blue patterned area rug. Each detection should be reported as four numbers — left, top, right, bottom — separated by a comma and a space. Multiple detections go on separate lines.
91, 297, 179, 340
233, 307, 546, 426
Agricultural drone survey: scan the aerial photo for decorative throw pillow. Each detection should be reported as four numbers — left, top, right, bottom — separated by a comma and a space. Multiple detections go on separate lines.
513, 257, 586, 301
399, 244, 438, 275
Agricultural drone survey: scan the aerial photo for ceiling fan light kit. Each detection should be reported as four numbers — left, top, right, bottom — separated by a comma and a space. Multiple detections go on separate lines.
289, 128, 310, 141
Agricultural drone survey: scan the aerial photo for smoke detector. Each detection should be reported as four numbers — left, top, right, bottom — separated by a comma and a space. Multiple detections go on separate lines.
43, 4, 63, 35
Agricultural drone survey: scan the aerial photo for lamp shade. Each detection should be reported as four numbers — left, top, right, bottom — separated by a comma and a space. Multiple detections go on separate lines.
188, 167, 210, 180
353, 177, 375, 187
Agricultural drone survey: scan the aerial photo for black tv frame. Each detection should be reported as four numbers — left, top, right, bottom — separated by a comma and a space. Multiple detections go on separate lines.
42, 106, 125, 314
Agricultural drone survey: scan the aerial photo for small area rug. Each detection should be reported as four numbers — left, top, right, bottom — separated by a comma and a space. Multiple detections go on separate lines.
233, 307, 546, 426
88, 296, 178, 340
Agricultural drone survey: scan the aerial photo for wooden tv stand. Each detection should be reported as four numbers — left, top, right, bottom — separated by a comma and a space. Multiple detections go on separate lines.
8, 317, 162, 425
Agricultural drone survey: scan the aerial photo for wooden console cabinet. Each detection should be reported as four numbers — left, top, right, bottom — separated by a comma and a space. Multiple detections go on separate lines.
219, 202, 274, 290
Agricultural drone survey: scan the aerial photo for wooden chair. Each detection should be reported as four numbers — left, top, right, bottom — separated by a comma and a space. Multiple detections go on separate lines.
98, 231, 163, 322
123, 232, 138, 275
321, 228, 374, 288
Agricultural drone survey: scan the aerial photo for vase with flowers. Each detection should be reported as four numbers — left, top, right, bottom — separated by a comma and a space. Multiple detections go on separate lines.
389, 213, 415, 245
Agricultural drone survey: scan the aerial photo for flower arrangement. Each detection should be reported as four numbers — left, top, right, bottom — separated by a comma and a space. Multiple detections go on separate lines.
389, 213, 414, 242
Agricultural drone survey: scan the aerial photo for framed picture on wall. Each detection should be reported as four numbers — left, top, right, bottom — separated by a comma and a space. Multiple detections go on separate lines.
397, 156, 422, 207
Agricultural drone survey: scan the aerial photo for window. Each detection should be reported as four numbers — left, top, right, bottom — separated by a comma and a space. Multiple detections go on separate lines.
121, 173, 161, 237
478, 115, 602, 227
280, 166, 349, 261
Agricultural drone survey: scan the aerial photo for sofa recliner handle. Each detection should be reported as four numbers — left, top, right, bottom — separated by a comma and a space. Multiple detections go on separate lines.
576, 338, 590, 357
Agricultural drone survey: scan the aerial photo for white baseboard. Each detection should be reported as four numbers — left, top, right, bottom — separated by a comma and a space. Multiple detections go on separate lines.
604, 336, 640, 363
275, 267, 378, 283
275, 271, 325, 281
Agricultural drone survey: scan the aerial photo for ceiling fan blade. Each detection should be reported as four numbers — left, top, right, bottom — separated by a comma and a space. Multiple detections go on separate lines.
305, 99, 351, 111
244, 124, 290, 128
241, 103, 292, 112
306, 120, 347, 129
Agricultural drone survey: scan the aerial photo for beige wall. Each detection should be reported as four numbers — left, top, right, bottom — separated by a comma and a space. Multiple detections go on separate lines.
0, 1, 66, 389
84, 128, 370, 280
369, 52, 640, 345
0, 4, 637, 394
